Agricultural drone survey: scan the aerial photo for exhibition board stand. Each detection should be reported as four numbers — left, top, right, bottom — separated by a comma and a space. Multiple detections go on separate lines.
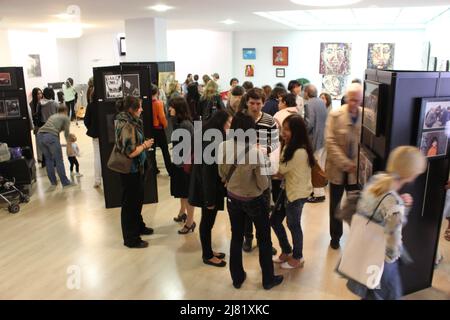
93, 64, 158, 209
0, 67, 33, 155
361, 69, 450, 294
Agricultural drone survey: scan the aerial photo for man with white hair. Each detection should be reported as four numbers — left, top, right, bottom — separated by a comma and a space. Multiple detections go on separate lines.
325, 83, 363, 250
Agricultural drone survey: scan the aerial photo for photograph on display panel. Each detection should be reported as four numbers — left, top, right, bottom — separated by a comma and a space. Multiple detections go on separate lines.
5, 99, 21, 119
363, 81, 381, 135
419, 130, 448, 159
0, 100, 6, 119
422, 99, 450, 130
158, 72, 176, 95
322, 75, 348, 99
358, 146, 375, 187
367, 43, 395, 70
319, 43, 351, 75
122, 74, 140, 98
104, 74, 123, 100
243, 48, 256, 60
0, 73, 12, 86
27, 54, 42, 78
273, 47, 289, 66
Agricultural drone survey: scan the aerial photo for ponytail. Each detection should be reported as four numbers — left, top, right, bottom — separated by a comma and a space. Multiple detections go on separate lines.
367, 173, 396, 197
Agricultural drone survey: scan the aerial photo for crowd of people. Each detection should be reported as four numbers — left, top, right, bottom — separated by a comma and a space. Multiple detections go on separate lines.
26, 72, 450, 299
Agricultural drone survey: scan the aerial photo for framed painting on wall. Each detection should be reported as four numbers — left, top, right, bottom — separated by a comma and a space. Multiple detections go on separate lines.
367, 43, 395, 70
243, 48, 256, 60
273, 47, 288, 66
319, 43, 351, 75
158, 72, 176, 95
276, 68, 285, 78
245, 65, 254, 77
322, 75, 348, 99
27, 54, 42, 78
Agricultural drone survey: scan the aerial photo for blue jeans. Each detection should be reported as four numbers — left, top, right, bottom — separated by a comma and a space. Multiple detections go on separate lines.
37, 133, 71, 186
271, 197, 306, 259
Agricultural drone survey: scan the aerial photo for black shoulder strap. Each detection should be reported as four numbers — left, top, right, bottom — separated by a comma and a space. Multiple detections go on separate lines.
367, 192, 394, 224
224, 143, 251, 184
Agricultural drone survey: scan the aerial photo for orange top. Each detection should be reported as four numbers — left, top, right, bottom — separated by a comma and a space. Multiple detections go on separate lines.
152, 99, 168, 129
427, 145, 437, 157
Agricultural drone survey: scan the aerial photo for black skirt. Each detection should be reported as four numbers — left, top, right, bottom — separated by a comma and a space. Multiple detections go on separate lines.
170, 166, 190, 198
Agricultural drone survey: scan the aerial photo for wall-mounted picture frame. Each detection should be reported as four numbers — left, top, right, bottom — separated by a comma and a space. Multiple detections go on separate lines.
273, 47, 288, 66
243, 48, 256, 60
276, 68, 285, 78
322, 75, 347, 99
245, 65, 254, 77
417, 97, 450, 159
358, 145, 376, 187
0, 73, 12, 87
0, 100, 6, 119
104, 74, 123, 100
363, 80, 384, 136
319, 42, 351, 75
122, 74, 140, 98
27, 54, 42, 78
4, 99, 21, 119
367, 43, 395, 70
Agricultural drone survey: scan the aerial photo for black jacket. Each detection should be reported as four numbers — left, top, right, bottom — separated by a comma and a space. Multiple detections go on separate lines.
188, 140, 226, 210
84, 101, 99, 138
197, 95, 225, 122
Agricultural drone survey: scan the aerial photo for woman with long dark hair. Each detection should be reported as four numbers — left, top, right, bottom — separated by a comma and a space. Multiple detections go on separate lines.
29, 87, 43, 161
115, 96, 155, 248
271, 114, 314, 269
169, 96, 196, 234
186, 82, 201, 121
189, 110, 232, 267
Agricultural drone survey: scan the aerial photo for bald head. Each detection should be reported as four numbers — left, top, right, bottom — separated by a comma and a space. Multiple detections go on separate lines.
304, 84, 318, 99
346, 83, 363, 112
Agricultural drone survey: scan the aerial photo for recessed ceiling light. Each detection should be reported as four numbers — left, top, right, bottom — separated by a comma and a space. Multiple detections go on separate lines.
221, 19, 237, 25
149, 4, 174, 12
290, 0, 362, 6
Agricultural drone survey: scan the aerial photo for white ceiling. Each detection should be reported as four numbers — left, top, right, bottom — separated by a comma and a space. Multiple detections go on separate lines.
0, 0, 449, 33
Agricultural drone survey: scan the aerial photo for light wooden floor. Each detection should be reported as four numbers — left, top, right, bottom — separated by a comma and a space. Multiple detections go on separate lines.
0, 123, 449, 300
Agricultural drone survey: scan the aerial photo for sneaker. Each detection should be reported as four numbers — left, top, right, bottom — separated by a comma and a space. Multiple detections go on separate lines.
307, 196, 326, 203
273, 253, 290, 263
75, 173, 83, 177
243, 238, 253, 252
281, 258, 305, 269
263, 275, 284, 290
63, 182, 77, 189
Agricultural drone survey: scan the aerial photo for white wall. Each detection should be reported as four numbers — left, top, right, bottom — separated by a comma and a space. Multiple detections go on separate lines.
167, 30, 233, 88
427, 10, 450, 61
77, 32, 125, 83
0, 31, 12, 66
7, 30, 60, 97
56, 39, 79, 82
233, 30, 428, 90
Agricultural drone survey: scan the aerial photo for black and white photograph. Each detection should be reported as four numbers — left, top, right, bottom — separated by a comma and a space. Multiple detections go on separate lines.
419, 130, 448, 159
0, 100, 6, 119
358, 147, 374, 186
122, 74, 140, 98
5, 99, 21, 119
276, 68, 285, 78
27, 54, 42, 78
423, 99, 450, 130
104, 74, 123, 99
363, 81, 380, 135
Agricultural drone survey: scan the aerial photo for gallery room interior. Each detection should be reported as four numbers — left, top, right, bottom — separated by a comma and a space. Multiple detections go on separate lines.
0, 0, 450, 301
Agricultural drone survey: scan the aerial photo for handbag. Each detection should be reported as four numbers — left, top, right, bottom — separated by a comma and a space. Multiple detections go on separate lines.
107, 145, 133, 174
311, 161, 328, 188
336, 193, 393, 290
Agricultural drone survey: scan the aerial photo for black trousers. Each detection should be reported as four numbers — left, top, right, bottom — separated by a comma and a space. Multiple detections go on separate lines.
200, 207, 218, 260
153, 129, 173, 175
68, 156, 79, 173
66, 100, 76, 120
329, 182, 359, 242
120, 172, 146, 246
227, 195, 274, 287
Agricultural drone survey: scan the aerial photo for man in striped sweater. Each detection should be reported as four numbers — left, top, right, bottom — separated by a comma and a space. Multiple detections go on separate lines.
241, 88, 279, 254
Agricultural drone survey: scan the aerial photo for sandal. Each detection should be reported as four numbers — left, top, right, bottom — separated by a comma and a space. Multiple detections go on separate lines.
174, 213, 187, 223
445, 229, 450, 241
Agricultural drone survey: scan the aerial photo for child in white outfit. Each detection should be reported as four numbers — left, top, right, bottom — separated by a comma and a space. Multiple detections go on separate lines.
67, 133, 82, 177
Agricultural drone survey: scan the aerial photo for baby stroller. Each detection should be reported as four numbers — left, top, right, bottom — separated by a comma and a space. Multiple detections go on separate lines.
0, 176, 30, 214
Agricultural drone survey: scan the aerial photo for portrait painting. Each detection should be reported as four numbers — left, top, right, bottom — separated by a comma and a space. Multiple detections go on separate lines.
27, 54, 42, 78
322, 75, 347, 99
122, 74, 140, 98
0, 73, 12, 86
419, 130, 448, 159
104, 74, 123, 99
367, 43, 395, 70
319, 43, 351, 75
273, 47, 289, 66
245, 65, 254, 77
243, 48, 256, 60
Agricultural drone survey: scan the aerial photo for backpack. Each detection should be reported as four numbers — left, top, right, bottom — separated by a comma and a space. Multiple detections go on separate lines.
0, 143, 11, 162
